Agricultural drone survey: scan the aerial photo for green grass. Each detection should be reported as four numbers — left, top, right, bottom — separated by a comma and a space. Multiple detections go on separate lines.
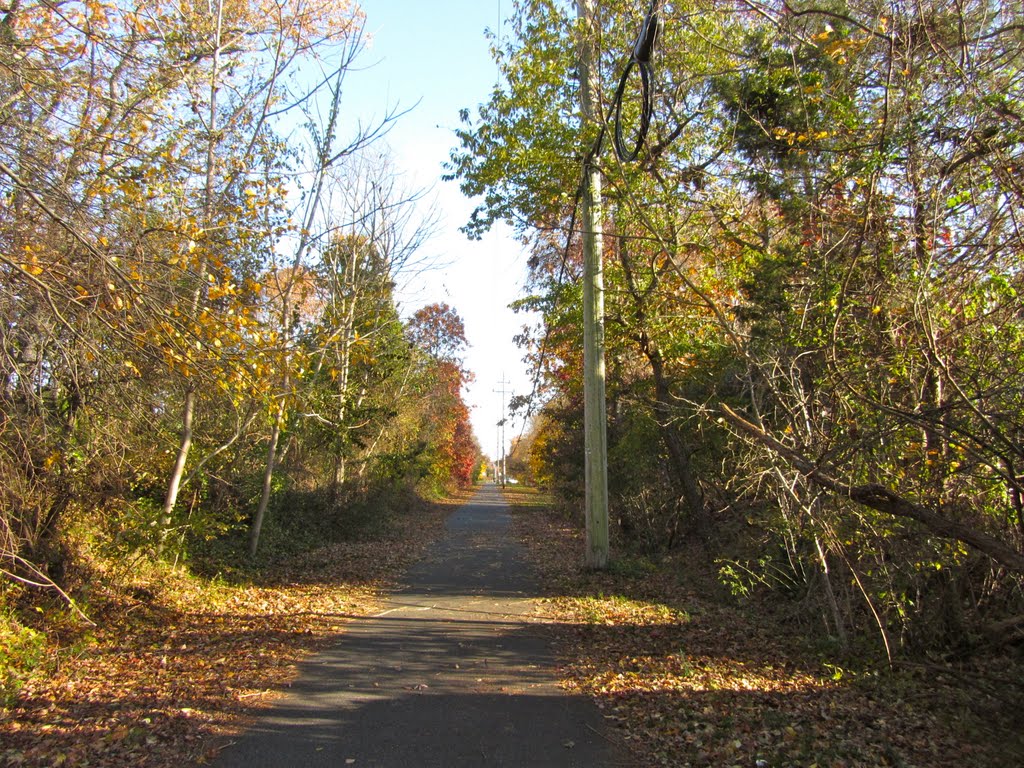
0, 611, 46, 706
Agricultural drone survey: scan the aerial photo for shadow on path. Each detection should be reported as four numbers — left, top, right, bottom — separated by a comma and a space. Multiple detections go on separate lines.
213, 484, 634, 767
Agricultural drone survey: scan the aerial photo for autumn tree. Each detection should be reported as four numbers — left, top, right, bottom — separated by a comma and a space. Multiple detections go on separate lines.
450, 0, 1024, 654
711, 0, 1024, 650
0, 0, 450, 582
405, 303, 480, 492
244, 34, 415, 555
263, 151, 437, 528
0, 0, 219, 575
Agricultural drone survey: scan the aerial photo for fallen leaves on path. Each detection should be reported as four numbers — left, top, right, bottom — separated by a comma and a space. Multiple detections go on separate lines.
506, 487, 1024, 768
1, 501, 450, 768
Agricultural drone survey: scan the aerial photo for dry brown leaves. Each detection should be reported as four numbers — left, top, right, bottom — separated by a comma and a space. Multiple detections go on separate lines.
505, 487, 1024, 768
1, 500, 451, 768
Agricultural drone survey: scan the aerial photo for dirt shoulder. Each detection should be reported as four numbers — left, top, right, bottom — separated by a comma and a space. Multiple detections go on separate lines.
505, 486, 1023, 768
1, 495, 456, 768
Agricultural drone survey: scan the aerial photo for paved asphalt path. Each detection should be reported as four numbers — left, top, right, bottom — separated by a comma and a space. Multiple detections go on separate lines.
213, 483, 634, 767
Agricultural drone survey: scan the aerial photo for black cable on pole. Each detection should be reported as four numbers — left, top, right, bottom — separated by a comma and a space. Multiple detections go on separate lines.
516, 1, 667, 433
611, 0, 663, 163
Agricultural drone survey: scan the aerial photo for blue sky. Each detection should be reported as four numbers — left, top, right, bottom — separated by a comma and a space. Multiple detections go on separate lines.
341, 0, 535, 460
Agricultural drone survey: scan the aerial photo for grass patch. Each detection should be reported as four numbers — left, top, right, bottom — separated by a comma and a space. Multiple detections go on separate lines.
0, 612, 46, 707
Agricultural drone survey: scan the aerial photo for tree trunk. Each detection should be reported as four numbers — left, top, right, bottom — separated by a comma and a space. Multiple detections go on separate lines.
617, 229, 706, 538
159, 2, 223, 551
642, 333, 707, 535
249, 61, 355, 552
815, 535, 848, 650
250, 406, 283, 558
159, 385, 195, 555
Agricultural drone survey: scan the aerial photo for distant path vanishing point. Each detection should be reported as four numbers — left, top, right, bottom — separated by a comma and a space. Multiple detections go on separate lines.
213, 483, 634, 767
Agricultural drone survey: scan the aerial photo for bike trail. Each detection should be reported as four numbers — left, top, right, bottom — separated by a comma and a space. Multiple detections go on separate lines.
213, 483, 634, 767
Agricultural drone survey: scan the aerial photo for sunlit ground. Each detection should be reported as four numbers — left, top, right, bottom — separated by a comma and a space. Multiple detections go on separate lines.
0, 499, 453, 767
504, 485, 1023, 768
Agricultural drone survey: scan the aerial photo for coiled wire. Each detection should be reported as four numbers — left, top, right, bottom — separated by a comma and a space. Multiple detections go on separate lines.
611, 0, 662, 162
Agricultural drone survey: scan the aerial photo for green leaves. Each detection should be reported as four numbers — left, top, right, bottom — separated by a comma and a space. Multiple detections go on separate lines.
483, 0, 1024, 660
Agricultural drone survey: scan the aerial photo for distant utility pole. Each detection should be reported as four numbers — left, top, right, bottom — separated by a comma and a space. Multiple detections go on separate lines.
495, 375, 511, 488
577, 0, 609, 568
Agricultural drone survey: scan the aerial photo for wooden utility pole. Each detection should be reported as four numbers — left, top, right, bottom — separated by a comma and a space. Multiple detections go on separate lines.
577, 0, 609, 568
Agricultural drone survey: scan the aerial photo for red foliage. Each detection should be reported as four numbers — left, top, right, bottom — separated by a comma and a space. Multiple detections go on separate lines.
409, 305, 480, 489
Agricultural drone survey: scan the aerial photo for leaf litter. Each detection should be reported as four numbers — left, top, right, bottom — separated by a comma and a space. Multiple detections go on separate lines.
506, 487, 1024, 768
6, 486, 1020, 768
1, 500, 451, 767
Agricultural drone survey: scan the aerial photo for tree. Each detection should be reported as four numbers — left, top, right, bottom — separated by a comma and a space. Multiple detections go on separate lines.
449, 0, 1024, 654
405, 304, 479, 492
407, 303, 468, 363
245, 27, 415, 556
292, 152, 435, 496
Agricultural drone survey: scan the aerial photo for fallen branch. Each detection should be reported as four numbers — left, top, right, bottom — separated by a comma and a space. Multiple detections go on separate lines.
982, 613, 1024, 648
2, 554, 96, 625
720, 404, 1024, 574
